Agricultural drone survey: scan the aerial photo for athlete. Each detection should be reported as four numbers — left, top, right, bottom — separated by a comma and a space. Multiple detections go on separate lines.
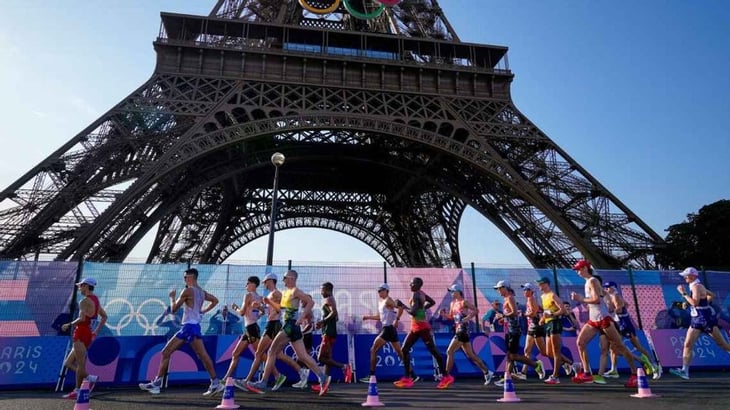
61, 277, 107, 399
222, 276, 264, 383
248, 270, 332, 396
670, 267, 730, 380
570, 260, 638, 387
360, 283, 408, 382
314, 282, 353, 384
535, 276, 575, 384
602, 281, 661, 380
236, 272, 304, 392
393, 277, 449, 388
517, 282, 549, 380
493, 280, 545, 386
441, 284, 494, 388
139, 268, 225, 396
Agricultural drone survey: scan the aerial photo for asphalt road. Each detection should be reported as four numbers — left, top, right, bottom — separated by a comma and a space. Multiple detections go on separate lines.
1, 372, 728, 410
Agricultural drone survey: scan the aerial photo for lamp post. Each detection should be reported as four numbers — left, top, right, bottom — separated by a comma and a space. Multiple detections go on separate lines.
265, 152, 285, 266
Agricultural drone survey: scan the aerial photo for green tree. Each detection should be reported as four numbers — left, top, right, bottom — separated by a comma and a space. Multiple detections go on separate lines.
657, 199, 730, 270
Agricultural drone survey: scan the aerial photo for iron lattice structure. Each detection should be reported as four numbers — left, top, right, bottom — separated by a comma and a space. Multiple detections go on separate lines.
0, 0, 664, 268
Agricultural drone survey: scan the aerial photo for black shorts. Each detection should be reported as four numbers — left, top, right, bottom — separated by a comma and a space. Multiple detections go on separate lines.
505, 333, 521, 355
241, 323, 261, 343
264, 320, 282, 339
377, 325, 399, 343
544, 320, 563, 336
527, 324, 546, 338
303, 331, 313, 351
453, 326, 470, 343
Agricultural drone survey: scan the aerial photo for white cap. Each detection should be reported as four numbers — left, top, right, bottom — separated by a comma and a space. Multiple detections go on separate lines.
493, 280, 511, 289
377, 283, 389, 291
263, 272, 277, 281
448, 284, 463, 293
76, 277, 97, 287
679, 267, 699, 277
520, 283, 536, 291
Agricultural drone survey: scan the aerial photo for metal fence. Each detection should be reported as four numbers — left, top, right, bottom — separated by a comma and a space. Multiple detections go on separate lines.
0, 260, 728, 338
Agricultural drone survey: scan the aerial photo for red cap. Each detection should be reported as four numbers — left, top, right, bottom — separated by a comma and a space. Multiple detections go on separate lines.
573, 260, 591, 270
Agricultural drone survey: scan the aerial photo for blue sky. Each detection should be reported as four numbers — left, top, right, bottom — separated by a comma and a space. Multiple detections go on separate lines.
1, 1, 728, 266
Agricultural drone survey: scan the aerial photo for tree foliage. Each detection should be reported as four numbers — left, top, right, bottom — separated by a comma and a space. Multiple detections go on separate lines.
657, 199, 730, 270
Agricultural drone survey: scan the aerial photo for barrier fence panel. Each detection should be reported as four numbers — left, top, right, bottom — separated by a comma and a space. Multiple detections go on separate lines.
0, 261, 728, 389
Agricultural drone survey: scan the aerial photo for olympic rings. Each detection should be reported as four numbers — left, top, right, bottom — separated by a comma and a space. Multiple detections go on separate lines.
103, 297, 167, 336
298, 0, 342, 15
375, 0, 401, 6
343, 0, 385, 20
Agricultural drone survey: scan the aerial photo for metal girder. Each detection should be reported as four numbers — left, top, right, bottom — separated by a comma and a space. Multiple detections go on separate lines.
0, 2, 664, 269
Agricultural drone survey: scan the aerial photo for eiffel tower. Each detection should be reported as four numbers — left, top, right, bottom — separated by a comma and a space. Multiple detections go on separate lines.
0, 0, 664, 268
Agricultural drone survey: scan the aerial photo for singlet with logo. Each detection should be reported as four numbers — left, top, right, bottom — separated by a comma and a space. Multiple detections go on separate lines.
540, 293, 560, 323
244, 292, 263, 326
504, 297, 521, 335
79, 294, 100, 329
281, 288, 300, 321
182, 287, 205, 325
450, 299, 468, 330
585, 279, 609, 322
379, 299, 396, 327
410, 291, 431, 332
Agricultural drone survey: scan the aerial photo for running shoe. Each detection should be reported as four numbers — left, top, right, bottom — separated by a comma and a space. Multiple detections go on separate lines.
318, 375, 332, 396
669, 368, 689, 380
233, 378, 248, 391
512, 371, 527, 380
494, 377, 505, 387
602, 370, 619, 378
203, 379, 225, 397
571, 372, 594, 384
245, 380, 267, 394
344, 364, 353, 384
85, 374, 98, 392
412, 375, 421, 383
436, 374, 455, 389
139, 379, 161, 395
483, 370, 494, 386
544, 375, 560, 385
640, 354, 654, 375
624, 374, 638, 388
592, 374, 606, 385
272, 374, 287, 391
535, 360, 546, 380
562, 362, 574, 377
393, 376, 414, 388
653, 364, 663, 380
311, 384, 321, 392
62, 389, 79, 400
359, 376, 372, 384
293, 368, 310, 388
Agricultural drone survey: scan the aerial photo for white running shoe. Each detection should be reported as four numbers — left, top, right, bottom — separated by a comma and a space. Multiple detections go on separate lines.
293, 368, 310, 388
483, 370, 494, 385
203, 379, 225, 397
139, 379, 161, 395
653, 364, 662, 380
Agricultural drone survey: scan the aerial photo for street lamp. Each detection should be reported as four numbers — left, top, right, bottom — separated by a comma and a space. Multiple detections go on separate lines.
265, 152, 285, 266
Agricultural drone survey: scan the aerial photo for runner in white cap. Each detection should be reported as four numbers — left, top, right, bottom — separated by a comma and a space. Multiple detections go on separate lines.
440, 283, 494, 388
360, 283, 407, 382
670, 267, 730, 379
